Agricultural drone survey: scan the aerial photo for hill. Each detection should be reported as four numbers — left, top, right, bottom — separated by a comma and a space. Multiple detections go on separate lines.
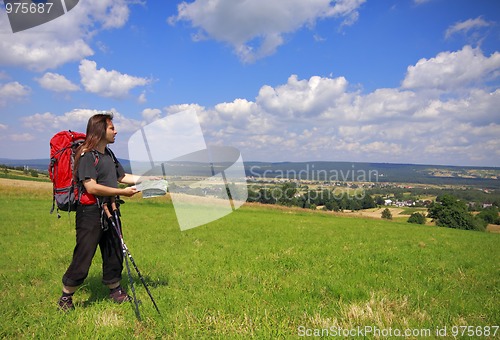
0, 178, 498, 338
1, 158, 499, 188
0, 157, 132, 174
246, 161, 500, 188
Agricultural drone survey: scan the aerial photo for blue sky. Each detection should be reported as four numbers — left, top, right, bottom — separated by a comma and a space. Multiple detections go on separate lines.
0, 0, 499, 166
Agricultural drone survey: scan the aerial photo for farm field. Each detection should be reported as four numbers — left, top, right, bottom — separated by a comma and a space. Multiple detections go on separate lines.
0, 179, 499, 338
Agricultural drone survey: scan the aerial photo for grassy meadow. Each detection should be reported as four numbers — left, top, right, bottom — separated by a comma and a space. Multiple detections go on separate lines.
0, 178, 499, 338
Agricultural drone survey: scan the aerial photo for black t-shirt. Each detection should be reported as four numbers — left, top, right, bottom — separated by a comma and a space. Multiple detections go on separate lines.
78, 149, 125, 200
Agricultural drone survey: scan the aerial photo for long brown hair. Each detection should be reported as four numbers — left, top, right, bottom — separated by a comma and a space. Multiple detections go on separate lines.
73, 113, 113, 180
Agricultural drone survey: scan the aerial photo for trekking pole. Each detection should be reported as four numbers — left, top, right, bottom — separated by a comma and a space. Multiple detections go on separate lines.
103, 203, 142, 321
110, 202, 161, 316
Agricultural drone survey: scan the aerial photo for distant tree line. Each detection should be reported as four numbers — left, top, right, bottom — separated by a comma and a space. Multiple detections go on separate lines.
247, 183, 377, 211
1, 164, 40, 178
367, 187, 500, 210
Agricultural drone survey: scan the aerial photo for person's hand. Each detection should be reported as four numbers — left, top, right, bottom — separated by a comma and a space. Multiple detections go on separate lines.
121, 186, 139, 197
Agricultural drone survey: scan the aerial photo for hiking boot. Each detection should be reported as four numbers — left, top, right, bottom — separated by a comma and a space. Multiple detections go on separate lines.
109, 287, 131, 304
58, 295, 74, 312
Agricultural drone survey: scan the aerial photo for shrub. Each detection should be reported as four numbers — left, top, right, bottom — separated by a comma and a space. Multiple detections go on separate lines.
408, 212, 426, 224
428, 194, 485, 231
476, 206, 500, 225
381, 208, 392, 220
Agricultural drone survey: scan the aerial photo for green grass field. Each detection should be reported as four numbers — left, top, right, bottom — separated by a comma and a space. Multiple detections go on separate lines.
0, 179, 499, 338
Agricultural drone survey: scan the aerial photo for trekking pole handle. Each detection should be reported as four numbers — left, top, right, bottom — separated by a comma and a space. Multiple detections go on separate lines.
102, 203, 113, 219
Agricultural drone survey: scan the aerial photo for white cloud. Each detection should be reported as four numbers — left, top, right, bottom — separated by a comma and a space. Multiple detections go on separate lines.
257, 74, 350, 118
79, 59, 150, 98
87, 0, 131, 29
169, 0, 365, 62
413, 89, 500, 125
402, 46, 500, 90
36, 72, 80, 92
214, 98, 272, 133
190, 46, 500, 166
445, 16, 493, 39
21, 110, 91, 131
0, 123, 7, 130
21, 108, 142, 134
0, 0, 132, 71
141, 108, 162, 123
349, 88, 419, 122
111, 110, 143, 133
0, 33, 93, 72
11, 42, 500, 166
165, 103, 205, 116
138, 91, 147, 104
0, 81, 31, 106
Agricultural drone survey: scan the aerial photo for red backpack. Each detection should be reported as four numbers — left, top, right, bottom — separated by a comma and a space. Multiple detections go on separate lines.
49, 130, 86, 215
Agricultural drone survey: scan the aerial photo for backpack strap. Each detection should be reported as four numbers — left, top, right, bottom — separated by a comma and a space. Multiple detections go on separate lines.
105, 146, 119, 168
83, 147, 117, 167
76, 150, 99, 205
76, 148, 118, 206
90, 149, 100, 166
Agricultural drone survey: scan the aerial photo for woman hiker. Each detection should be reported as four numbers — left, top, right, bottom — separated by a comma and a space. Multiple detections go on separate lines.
58, 112, 141, 311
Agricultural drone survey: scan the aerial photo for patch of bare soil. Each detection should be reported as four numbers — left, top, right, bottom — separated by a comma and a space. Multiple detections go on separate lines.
353, 207, 406, 219
0, 178, 52, 190
486, 224, 500, 233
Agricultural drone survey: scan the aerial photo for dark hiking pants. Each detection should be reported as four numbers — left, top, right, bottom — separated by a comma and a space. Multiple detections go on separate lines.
62, 204, 123, 287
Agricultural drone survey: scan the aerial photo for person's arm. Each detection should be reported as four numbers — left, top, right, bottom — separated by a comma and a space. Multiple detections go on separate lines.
83, 178, 138, 197
118, 173, 142, 185
118, 173, 162, 185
